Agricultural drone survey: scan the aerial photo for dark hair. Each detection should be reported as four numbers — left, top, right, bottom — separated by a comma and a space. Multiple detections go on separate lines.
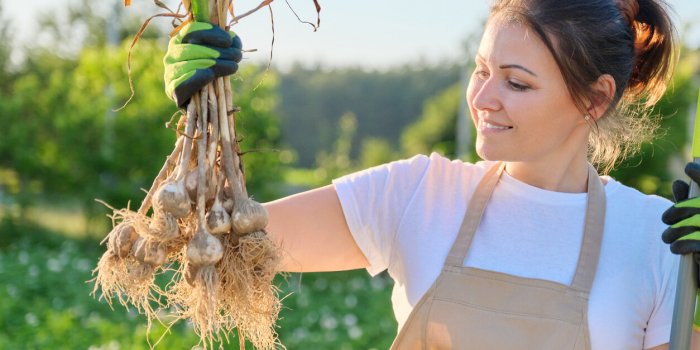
489, 0, 677, 173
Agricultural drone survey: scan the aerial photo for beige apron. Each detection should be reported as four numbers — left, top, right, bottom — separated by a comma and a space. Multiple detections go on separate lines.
390, 162, 606, 350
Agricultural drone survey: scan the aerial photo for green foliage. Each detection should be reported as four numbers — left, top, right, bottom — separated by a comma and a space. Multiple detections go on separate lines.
278, 64, 462, 167
0, 39, 283, 222
400, 83, 465, 159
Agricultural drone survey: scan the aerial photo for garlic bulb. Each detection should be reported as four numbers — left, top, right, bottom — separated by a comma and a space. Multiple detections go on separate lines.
154, 179, 191, 218
131, 238, 167, 267
149, 211, 180, 241
107, 223, 138, 258
186, 225, 224, 267
231, 198, 269, 236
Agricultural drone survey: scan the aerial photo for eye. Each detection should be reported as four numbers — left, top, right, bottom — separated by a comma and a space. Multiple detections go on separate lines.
474, 69, 489, 80
508, 80, 531, 92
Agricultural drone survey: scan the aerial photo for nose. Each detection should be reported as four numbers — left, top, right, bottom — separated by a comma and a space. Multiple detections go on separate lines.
468, 76, 501, 112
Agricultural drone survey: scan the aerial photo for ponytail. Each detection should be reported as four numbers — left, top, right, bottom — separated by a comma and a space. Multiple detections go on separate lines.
621, 0, 677, 107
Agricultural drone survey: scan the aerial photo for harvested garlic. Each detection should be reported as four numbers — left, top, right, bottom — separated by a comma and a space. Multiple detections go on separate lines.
207, 178, 232, 234
153, 179, 191, 218
148, 211, 180, 241
232, 198, 269, 236
131, 238, 168, 267
186, 225, 224, 267
107, 223, 139, 258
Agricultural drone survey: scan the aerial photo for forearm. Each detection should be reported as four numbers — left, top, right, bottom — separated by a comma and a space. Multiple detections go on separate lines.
264, 185, 369, 273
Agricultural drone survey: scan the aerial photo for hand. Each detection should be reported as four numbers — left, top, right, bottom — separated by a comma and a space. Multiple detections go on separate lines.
163, 21, 242, 108
662, 162, 700, 255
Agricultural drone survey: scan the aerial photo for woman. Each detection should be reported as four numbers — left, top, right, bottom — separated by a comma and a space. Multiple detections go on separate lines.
165, 0, 693, 348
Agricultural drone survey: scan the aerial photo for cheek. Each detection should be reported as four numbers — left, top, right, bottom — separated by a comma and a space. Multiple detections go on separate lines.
465, 79, 478, 122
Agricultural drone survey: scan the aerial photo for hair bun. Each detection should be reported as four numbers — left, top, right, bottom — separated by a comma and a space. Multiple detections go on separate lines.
617, 0, 640, 25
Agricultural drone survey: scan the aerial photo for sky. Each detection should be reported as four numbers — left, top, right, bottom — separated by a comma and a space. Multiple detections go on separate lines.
5, 0, 700, 70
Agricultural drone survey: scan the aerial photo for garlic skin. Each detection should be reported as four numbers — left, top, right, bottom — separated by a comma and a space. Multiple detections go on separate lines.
186, 226, 224, 267
149, 211, 180, 241
154, 179, 191, 218
185, 167, 216, 205
206, 198, 232, 235
131, 238, 167, 267
108, 223, 139, 258
184, 263, 200, 286
231, 199, 269, 236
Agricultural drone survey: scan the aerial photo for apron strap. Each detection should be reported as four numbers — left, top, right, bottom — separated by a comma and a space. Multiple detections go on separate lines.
444, 162, 606, 293
570, 164, 606, 292
444, 162, 505, 267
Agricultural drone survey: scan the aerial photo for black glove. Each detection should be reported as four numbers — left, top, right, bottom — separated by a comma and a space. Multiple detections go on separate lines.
163, 22, 243, 108
662, 162, 700, 255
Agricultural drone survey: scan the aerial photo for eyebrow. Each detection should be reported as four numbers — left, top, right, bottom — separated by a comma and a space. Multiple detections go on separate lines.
475, 54, 538, 77
499, 64, 537, 77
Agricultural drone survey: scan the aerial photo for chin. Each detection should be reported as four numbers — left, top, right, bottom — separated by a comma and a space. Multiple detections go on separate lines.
475, 145, 510, 162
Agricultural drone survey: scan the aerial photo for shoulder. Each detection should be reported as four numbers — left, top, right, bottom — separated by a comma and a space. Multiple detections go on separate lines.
603, 178, 672, 226
335, 152, 494, 187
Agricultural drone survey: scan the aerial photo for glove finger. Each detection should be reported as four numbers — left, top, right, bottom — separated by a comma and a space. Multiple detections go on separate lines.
217, 46, 243, 63
672, 180, 690, 202
165, 43, 221, 62
231, 33, 242, 50
685, 162, 700, 187
662, 225, 699, 244
662, 202, 700, 225
210, 60, 239, 78
670, 230, 700, 254
182, 26, 232, 48
173, 69, 216, 108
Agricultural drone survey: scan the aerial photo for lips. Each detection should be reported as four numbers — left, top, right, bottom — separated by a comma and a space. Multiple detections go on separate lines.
479, 119, 513, 130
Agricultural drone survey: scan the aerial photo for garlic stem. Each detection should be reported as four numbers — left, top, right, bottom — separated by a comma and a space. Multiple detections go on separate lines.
197, 87, 209, 224
176, 100, 198, 180
217, 77, 242, 205
138, 136, 184, 215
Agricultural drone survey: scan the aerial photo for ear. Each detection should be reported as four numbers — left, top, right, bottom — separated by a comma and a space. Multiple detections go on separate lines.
587, 74, 616, 120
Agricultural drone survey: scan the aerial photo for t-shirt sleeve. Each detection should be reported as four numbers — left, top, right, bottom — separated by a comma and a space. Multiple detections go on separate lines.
332, 154, 432, 276
643, 196, 680, 349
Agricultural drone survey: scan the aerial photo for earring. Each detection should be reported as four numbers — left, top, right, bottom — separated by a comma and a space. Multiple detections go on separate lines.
584, 115, 591, 121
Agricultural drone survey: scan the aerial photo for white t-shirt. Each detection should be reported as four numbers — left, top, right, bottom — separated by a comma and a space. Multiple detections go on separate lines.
333, 153, 679, 350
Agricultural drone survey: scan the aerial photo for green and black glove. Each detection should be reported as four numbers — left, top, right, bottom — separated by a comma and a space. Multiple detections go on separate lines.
164, 21, 242, 108
662, 162, 700, 331
662, 162, 700, 254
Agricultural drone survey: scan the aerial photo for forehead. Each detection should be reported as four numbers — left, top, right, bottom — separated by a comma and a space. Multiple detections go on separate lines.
477, 17, 557, 71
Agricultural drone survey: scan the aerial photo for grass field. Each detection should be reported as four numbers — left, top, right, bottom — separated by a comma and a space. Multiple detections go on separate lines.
0, 211, 396, 349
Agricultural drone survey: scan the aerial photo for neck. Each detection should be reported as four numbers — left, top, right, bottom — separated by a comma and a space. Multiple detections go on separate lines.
504, 153, 590, 193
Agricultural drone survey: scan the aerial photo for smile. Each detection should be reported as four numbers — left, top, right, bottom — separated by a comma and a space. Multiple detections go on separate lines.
480, 120, 513, 131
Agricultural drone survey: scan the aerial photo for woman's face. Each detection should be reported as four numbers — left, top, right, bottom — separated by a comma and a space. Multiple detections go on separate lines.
466, 19, 589, 165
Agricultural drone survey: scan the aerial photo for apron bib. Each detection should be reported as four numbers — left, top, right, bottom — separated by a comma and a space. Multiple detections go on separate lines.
390, 162, 606, 350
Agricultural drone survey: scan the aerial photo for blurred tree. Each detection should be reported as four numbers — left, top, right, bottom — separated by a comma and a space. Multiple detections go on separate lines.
278, 64, 462, 166
0, 21, 283, 227
400, 83, 462, 158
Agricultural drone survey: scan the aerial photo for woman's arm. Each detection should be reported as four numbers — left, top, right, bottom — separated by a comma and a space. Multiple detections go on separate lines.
264, 184, 370, 273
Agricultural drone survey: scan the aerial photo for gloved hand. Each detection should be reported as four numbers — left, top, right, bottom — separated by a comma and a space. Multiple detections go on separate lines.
662, 162, 700, 255
164, 21, 242, 108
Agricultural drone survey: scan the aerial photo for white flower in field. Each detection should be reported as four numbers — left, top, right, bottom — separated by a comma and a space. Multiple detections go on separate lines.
18, 251, 29, 265
344, 295, 357, 308
73, 258, 91, 272
343, 313, 358, 327
47, 257, 62, 272
24, 312, 38, 327
348, 325, 363, 340
6, 285, 18, 298
320, 314, 338, 330
28, 265, 39, 277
